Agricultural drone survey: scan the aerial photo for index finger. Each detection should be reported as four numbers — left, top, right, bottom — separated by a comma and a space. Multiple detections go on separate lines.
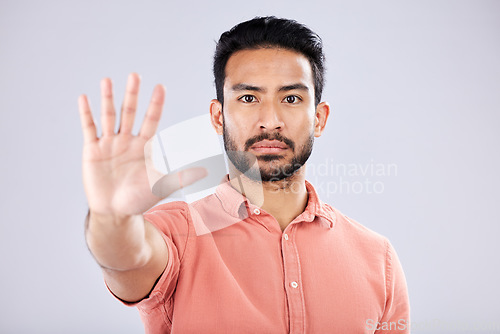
139, 84, 165, 139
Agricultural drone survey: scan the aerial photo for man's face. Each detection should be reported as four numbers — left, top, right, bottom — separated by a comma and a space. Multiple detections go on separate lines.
220, 48, 318, 182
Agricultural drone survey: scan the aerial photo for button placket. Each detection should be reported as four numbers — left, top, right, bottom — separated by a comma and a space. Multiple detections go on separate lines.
280, 226, 305, 333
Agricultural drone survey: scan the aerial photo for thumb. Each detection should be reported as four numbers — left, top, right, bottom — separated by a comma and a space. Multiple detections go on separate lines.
151, 167, 208, 198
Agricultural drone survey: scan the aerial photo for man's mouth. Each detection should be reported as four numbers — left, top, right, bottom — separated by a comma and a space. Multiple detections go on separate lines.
250, 140, 288, 154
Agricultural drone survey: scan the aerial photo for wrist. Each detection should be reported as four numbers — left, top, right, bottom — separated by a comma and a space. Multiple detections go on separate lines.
88, 210, 138, 228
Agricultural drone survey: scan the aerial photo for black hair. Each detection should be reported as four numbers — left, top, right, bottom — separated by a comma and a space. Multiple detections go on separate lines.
213, 16, 326, 107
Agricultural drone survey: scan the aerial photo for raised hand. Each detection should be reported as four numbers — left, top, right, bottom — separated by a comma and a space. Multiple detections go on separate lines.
78, 73, 205, 217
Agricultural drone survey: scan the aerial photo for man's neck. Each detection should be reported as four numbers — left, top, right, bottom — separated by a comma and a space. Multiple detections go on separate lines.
229, 166, 309, 231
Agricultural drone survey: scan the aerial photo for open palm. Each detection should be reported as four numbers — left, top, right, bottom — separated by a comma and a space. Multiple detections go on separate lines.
78, 73, 204, 216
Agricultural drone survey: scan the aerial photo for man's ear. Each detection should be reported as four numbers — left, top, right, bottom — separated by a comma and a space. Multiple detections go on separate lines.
314, 102, 331, 137
209, 99, 223, 135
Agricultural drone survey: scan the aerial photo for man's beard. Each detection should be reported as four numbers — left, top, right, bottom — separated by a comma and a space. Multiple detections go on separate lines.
222, 121, 314, 182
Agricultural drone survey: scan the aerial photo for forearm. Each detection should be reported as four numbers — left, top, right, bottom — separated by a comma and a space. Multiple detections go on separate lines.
85, 211, 152, 271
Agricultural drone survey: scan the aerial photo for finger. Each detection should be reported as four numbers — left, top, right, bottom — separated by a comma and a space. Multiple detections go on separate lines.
151, 167, 208, 198
139, 84, 165, 139
100, 78, 116, 136
119, 73, 140, 134
178, 167, 209, 188
78, 94, 98, 143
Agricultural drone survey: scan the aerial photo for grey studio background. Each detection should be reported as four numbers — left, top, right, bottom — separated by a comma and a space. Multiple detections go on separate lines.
1, 0, 499, 333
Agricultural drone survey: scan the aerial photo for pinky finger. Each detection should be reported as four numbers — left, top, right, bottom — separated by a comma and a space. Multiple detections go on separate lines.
78, 94, 98, 143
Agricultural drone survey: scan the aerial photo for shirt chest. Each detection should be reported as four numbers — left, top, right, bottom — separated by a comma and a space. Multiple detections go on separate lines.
171, 222, 386, 333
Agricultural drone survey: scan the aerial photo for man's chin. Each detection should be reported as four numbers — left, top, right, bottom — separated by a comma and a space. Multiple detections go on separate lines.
256, 154, 285, 162
257, 165, 302, 182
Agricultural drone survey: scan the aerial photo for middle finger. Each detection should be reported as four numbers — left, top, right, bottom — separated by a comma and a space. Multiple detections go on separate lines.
118, 73, 141, 134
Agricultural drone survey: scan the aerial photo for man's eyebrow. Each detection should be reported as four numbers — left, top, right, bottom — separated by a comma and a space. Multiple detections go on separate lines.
231, 83, 266, 93
278, 83, 309, 92
231, 83, 309, 93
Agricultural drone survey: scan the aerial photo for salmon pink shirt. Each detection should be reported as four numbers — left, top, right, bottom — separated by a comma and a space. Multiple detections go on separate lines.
113, 179, 410, 333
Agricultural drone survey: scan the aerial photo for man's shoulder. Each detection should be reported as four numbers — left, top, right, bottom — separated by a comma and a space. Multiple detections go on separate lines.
145, 200, 191, 216
144, 192, 227, 235
325, 204, 389, 247
145, 192, 221, 214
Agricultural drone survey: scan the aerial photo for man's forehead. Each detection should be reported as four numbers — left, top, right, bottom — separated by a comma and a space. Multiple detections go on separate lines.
224, 48, 314, 91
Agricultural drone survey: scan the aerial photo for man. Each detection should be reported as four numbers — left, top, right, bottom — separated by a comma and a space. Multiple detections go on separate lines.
79, 16, 410, 333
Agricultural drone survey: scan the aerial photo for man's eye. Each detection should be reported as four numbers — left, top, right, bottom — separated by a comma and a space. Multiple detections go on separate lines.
284, 95, 301, 104
240, 95, 257, 103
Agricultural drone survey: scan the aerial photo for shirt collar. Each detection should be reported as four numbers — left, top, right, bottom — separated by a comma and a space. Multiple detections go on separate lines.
215, 176, 249, 220
215, 175, 335, 229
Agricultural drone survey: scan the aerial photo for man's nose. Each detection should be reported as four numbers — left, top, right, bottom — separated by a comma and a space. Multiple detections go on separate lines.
257, 101, 284, 131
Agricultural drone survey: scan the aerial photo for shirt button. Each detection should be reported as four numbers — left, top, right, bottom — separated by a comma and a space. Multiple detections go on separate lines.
290, 281, 299, 288
283, 233, 289, 240
253, 208, 261, 215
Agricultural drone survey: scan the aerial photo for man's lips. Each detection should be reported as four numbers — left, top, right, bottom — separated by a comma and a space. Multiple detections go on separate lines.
250, 140, 288, 154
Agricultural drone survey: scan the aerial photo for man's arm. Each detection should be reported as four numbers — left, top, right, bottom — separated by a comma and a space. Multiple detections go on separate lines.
375, 239, 410, 333
78, 73, 203, 303
85, 212, 168, 302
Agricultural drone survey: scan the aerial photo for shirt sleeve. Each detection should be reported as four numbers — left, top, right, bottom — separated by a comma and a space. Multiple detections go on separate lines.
375, 239, 410, 333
